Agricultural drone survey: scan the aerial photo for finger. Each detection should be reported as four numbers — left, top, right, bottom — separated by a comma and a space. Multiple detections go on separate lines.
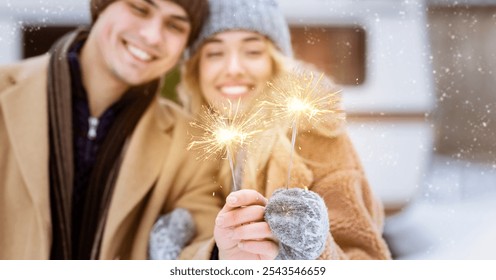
214, 225, 237, 250
224, 189, 268, 210
232, 222, 273, 240
238, 240, 279, 260
216, 205, 265, 228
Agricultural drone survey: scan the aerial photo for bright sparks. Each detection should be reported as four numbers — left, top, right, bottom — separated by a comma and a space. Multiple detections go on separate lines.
264, 69, 344, 125
188, 101, 267, 192
216, 127, 245, 146
287, 97, 317, 117
187, 101, 265, 160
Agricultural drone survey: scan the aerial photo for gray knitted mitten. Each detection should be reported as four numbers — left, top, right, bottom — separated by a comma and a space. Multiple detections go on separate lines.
265, 188, 329, 260
148, 208, 196, 260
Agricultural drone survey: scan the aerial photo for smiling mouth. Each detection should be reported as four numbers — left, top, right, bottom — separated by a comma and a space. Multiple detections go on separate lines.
125, 41, 154, 62
219, 85, 252, 96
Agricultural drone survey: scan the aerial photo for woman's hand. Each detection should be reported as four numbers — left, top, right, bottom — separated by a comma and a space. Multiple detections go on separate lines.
214, 189, 279, 260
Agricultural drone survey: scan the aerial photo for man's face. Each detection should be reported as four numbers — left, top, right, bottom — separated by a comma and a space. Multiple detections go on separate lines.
90, 0, 191, 86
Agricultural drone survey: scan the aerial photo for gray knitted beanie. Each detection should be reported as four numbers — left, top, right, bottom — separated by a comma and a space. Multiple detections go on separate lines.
190, 0, 292, 57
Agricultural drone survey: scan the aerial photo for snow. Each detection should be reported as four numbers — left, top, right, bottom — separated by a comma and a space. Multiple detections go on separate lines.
385, 155, 496, 259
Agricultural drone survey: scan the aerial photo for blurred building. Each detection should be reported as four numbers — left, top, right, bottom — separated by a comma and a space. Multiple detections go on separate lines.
386, 0, 496, 259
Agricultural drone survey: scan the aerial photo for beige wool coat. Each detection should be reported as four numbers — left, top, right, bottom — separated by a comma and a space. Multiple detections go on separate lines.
0, 55, 222, 259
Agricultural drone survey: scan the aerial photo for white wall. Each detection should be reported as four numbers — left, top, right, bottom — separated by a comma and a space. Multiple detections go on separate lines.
347, 120, 433, 209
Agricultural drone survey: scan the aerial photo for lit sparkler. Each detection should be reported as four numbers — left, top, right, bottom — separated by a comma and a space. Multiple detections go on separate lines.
264, 69, 345, 188
188, 101, 266, 191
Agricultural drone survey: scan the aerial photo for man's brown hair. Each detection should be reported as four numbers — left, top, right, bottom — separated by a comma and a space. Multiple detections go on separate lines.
89, 0, 209, 46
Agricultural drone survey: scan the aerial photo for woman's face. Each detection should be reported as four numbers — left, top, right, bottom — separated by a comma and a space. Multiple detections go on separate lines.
199, 30, 274, 112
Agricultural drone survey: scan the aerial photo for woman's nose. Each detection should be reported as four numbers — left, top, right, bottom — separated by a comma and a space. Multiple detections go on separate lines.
225, 53, 245, 76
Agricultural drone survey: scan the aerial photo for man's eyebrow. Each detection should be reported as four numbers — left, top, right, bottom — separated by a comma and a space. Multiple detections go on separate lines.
144, 0, 158, 8
170, 15, 190, 23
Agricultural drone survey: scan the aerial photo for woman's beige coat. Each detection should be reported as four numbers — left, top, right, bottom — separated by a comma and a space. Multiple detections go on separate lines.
217, 125, 392, 259
0, 55, 222, 259
262, 130, 391, 259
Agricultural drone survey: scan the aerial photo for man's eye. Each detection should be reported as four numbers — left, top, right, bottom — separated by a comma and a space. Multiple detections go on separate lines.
130, 3, 148, 16
166, 22, 186, 33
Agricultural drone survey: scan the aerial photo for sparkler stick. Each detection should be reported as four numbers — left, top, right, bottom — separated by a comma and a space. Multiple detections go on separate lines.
264, 69, 344, 189
286, 119, 298, 189
226, 146, 238, 191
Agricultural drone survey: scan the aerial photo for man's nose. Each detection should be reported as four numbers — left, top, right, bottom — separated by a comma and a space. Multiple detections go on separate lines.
139, 18, 163, 46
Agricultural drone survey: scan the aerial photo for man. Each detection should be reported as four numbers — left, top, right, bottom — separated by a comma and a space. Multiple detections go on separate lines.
0, 0, 221, 260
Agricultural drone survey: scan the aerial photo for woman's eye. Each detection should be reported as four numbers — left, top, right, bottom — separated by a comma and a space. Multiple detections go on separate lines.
206, 51, 223, 58
246, 50, 262, 56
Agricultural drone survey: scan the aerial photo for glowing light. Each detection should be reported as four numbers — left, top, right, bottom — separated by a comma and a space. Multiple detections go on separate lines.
264, 69, 344, 125
188, 101, 267, 191
188, 101, 265, 160
215, 127, 245, 146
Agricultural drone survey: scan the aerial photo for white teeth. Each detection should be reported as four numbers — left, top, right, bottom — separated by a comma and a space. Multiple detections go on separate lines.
127, 44, 152, 62
220, 86, 249, 96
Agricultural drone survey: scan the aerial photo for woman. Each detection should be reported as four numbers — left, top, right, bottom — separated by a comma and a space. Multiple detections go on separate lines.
151, 0, 391, 260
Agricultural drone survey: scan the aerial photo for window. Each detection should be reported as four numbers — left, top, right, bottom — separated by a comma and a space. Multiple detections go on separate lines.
23, 25, 79, 58
290, 26, 366, 86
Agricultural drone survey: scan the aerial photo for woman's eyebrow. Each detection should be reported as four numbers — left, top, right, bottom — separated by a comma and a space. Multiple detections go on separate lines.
204, 38, 223, 44
242, 36, 263, 43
